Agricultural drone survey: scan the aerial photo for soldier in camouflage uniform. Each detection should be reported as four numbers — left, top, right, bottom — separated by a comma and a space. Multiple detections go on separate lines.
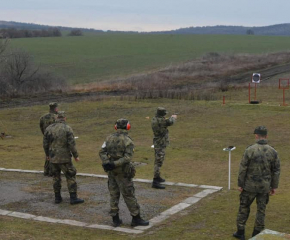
99, 119, 149, 227
40, 102, 58, 176
151, 107, 177, 189
233, 126, 280, 240
43, 111, 84, 205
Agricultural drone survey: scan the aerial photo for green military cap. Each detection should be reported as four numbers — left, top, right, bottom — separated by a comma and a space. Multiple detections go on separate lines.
254, 126, 267, 135
156, 107, 167, 117
57, 111, 66, 118
49, 102, 58, 108
115, 118, 130, 130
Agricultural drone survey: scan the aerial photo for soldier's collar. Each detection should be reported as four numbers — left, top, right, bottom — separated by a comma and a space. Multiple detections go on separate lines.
49, 110, 57, 114
56, 119, 65, 123
256, 139, 268, 144
116, 129, 128, 134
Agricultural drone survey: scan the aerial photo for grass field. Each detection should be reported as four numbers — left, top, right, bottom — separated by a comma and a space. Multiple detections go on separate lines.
1, 90, 290, 239
9, 34, 290, 85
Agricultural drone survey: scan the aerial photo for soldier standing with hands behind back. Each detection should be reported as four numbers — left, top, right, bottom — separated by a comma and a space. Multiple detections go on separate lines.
151, 107, 177, 189
233, 126, 280, 240
40, 102, 59, 176
43, 111, 84, 205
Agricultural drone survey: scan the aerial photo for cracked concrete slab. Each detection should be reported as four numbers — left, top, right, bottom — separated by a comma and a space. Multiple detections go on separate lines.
194, 189, 219, 198
160, 203, 191, 216
175, 183, 198, 188
34, 216, 60, 223
0, 209, 11, 215
8, 212, 36, 219
182, 196, 201, 204
58, 219, 88, 227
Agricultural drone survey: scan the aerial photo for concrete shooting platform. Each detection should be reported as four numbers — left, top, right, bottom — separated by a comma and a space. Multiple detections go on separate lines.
250, 229, 290, 239
0, 168, 222, 234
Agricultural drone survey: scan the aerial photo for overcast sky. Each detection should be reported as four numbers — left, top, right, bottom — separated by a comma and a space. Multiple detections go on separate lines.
1, 0, 289, 32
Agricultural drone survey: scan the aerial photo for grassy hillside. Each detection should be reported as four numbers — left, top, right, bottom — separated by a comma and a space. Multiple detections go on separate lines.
9, 34, 290, 85
1, 92, 290, 239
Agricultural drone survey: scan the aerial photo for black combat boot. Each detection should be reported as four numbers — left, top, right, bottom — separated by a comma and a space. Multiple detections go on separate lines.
233, 229, 245, 240
69, 192, 84, 205
131, 214, 149, 227
152, 178, 165, 189
55, 192, 62, 204
252, 229, 260, 237
155, 176, 165, 182
112, 214, 122, 227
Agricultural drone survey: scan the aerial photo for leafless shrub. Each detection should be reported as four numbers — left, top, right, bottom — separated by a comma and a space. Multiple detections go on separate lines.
0, 49, 67, 98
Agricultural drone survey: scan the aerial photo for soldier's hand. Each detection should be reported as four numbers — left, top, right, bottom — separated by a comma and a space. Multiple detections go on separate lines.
171, 115, 177, 119
102, 162, 115, 171
75, 157, 80, 162
46, 156, 50, 161
238, 187, 243, 192
270, 188, 276, 195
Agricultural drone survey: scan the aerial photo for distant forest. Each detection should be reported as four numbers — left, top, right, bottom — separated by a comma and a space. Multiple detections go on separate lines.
0, 20, 102, 38
1, 20, 290, 36
155, 23, 290, 36
0, 28, 62, 38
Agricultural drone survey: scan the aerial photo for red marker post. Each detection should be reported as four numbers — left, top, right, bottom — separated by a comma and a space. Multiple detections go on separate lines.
279, 78, 289, 106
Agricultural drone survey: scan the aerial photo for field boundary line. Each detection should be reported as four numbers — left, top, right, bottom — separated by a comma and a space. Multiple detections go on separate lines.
0, 167, 223, 234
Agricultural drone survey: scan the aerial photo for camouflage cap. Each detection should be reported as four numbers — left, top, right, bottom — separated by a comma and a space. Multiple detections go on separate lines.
49, 102, 58, 109
57, 111, 66, 119
115, 118, 129, 129
254, 126, 267, 135
156, 107, 167, 117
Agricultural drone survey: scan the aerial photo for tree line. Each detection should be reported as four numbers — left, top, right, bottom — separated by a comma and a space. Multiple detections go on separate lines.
0, 28, 83, 39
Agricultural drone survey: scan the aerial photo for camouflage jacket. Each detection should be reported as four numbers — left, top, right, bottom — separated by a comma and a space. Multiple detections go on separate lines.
43, 119, 78, 164
151, 116, 176, 148
40, 111, 57, 135
99, 130, 134, 171
238, 139, 280, 193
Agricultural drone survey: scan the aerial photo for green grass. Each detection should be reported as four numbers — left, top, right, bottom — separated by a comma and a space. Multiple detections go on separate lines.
9, 34, 290, 84
1, 93, 290, 239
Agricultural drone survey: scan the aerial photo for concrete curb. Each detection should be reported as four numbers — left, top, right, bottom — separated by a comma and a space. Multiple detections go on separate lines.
0, 167, 223, 234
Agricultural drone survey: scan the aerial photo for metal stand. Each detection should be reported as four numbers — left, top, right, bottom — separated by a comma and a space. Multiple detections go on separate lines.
223, 146, 236, 190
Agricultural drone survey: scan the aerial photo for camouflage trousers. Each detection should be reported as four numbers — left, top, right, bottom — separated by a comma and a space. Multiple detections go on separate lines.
44, 158, 52, 176
236, 190, 269, 231
154, 148, 166, 178
108, 171, 140, 217
50, 162, 77, 193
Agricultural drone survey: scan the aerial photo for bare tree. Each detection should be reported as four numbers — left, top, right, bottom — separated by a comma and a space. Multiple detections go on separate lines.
0, 36, 8, 59
3, 50, 39, 91
0, 47, 67, 97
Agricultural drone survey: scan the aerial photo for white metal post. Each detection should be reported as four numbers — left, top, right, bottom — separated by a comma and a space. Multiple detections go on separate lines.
223, 146, 235, 191
228, 151, 231, 190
